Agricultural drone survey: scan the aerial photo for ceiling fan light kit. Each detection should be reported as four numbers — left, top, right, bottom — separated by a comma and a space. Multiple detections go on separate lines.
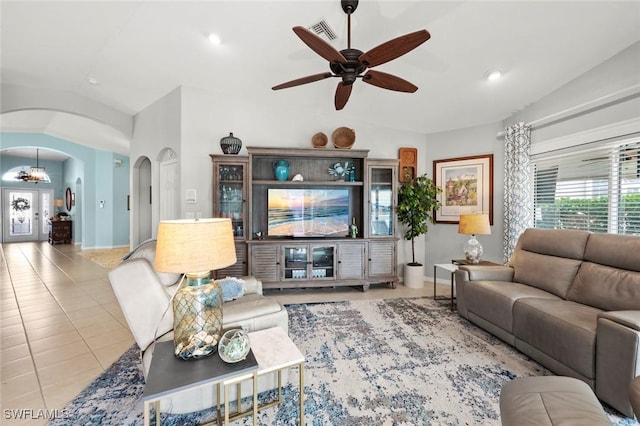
272, 0, 430, 110
15, 148, 51, 183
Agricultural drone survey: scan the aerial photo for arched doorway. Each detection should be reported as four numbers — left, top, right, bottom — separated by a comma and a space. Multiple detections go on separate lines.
134, 156, 152, 245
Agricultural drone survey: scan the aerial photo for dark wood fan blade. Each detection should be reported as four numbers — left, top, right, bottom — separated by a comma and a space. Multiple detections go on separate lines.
335, 83, 353, 110
363, 70, 418, 93
359, 29, 430, 68
272, 72, 333, 90
293, 26, 347, 63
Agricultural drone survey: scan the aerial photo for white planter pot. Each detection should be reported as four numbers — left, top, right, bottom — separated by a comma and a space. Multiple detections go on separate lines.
404, 264, 425, 288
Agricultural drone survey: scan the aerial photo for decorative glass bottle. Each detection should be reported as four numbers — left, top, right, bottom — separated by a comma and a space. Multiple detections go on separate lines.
172, 272, 223, 360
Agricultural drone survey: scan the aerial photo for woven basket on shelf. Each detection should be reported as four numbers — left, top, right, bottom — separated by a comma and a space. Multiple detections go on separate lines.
331, 127, 355, 149
311, 132, 328, 148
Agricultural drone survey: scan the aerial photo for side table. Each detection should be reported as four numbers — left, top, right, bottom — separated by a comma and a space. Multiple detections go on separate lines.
433, 264, 459, 311
142, 326, 305, 426
434, 259, 501, 311
225, 326, 305, 425
142, 341, 259, 426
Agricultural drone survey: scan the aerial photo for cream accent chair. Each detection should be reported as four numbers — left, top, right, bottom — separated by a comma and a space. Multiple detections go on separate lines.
108, 240, 289, 414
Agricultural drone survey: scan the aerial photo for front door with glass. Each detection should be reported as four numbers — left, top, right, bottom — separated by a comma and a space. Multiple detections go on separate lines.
2, 188, 53, 243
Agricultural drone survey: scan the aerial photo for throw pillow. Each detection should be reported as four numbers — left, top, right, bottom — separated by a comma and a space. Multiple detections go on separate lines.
218, 277, 246, 302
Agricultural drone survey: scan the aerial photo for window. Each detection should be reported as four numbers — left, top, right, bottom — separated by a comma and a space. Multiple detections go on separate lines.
531, 136, 640, 235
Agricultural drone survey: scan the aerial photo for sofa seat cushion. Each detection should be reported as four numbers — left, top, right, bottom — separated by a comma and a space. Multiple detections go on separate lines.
513, 298, 601, 379
222, 294, 284, 325
465, 281, 561, 334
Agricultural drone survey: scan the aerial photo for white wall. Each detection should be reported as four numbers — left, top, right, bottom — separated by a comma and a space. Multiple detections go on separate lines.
139, 85, 427, 254
137, 36, 638, 275
506, 41, 640, 145
420, 122, 505, 280
130, 87, 182, 244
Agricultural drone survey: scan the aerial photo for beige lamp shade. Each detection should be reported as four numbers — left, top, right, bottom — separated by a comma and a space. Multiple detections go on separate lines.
54, 199, 64, 208
155, 218, 237, 274
458, 213, 491, 235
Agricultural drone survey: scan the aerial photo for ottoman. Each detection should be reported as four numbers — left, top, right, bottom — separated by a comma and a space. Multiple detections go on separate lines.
500, 376, 611, 425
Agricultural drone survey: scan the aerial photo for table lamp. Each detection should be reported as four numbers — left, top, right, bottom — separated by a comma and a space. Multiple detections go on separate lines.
54, 199, 64, 214
458, 213, 491, 263
155, 218, 237, 360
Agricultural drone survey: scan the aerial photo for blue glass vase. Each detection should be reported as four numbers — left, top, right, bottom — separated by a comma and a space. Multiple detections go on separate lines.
273, 160, 290, 181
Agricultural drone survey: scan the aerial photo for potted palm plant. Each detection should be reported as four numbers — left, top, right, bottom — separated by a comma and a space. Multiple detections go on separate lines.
397, 174, 442, 288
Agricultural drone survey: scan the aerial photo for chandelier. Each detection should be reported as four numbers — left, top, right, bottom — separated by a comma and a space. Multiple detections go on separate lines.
16, 149, 51, 184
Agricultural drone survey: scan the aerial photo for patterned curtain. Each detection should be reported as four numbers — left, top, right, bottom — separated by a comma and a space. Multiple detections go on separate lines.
503, 122, 532, 263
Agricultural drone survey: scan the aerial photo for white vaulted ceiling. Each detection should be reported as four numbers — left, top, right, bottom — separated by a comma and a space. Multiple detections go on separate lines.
1, 1, 640, 154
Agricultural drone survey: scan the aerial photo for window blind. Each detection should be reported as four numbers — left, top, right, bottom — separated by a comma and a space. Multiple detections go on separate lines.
530, 136, 640, 235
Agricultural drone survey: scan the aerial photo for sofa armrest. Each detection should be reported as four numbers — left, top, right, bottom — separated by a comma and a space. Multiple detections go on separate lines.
598, 311, 640, 331
241, 276, 263, 295
458, 265, 514, 282
454, 265, 514, 319
596, 310, 640, 417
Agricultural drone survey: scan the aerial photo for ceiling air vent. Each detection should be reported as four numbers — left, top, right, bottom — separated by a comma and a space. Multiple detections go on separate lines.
310, 19, 337, 41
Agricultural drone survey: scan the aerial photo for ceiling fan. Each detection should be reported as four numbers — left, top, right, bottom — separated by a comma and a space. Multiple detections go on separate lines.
272, 0, 431, 110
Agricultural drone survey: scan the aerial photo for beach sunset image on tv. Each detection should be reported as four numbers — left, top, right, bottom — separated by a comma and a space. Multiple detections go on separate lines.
267, 188, 350, 237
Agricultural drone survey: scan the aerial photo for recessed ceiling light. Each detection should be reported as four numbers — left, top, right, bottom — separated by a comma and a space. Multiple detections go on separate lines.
208, 33, 221, 45
485, 70, 503, 81
87, 76, 99, 85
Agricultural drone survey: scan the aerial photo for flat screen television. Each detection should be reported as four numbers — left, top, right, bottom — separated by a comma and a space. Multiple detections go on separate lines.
267, 188, 350, 237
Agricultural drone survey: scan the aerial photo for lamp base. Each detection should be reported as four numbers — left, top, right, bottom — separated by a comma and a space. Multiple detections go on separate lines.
173, 273, 223, 360
464, 235, 483, 264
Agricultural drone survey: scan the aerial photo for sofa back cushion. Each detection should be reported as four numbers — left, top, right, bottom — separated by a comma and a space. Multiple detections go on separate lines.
568, 262, 640, 311
566, 233, 640, 311
583, 233, 640, 273
511, 228, 590, 299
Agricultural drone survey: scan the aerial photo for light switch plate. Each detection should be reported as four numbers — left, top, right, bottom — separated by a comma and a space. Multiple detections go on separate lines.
185, 189, 197, 204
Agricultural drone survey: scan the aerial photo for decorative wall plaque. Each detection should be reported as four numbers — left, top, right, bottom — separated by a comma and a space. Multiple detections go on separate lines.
399, 148, 417, 183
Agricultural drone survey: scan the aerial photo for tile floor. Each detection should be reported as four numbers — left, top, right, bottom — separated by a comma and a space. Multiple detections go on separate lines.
1, 241, 445, 425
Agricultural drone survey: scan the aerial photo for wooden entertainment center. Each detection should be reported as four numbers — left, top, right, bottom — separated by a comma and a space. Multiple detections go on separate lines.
211, 147, 398, 291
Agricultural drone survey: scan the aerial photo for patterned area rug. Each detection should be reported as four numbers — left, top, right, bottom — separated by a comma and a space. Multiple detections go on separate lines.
78, 247, 129, 269
49, 297, 637, 425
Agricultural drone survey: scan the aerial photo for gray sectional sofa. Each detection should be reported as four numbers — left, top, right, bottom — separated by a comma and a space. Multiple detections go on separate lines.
455, 228, 640, 417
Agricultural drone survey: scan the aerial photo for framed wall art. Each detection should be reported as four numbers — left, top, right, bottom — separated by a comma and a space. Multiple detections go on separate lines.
433, 154, 493, 224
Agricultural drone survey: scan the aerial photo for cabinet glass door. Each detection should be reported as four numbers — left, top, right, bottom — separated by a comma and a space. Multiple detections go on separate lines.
217, 163, 245, 238
312, 246, 334, 279
283, 246, 308, 279
370, 168, 394, 236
